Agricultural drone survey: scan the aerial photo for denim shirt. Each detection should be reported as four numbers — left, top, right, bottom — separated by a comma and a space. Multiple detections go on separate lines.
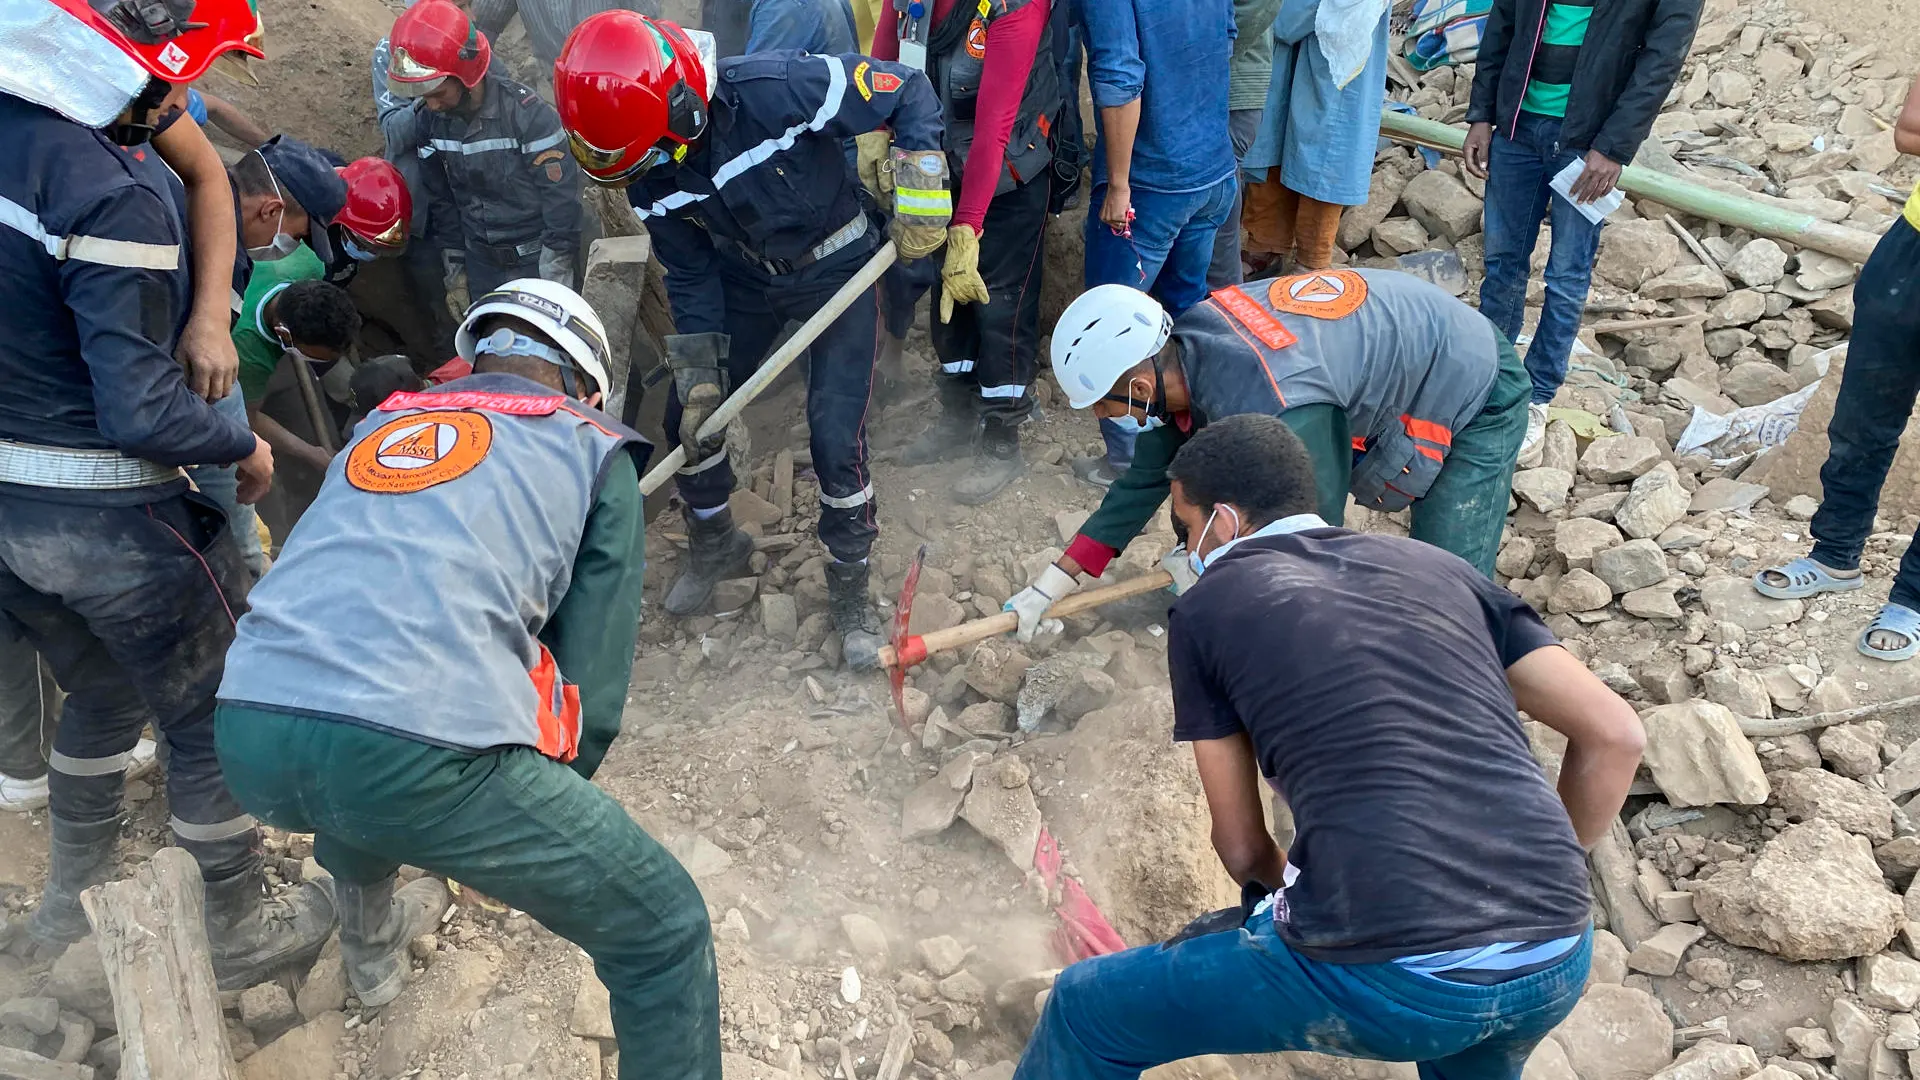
1075, 0, 1238, 194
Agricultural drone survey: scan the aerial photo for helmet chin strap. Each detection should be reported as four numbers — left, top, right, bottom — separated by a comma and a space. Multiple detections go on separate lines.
106, 78, 171, 146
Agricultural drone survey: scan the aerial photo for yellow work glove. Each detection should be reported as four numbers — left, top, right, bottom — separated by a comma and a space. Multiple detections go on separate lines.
938, 224, 989, 323
855, 130, 893, 201
888, 147, 952, 260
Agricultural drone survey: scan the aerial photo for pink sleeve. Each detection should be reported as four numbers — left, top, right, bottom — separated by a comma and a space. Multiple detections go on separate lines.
953, 0, 1049, 232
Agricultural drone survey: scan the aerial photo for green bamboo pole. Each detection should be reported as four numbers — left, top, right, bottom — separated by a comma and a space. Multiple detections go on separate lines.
1378, 110, 1884, 264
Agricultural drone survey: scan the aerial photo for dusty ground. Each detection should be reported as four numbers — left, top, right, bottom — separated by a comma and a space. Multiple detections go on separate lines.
7, 0, 1920, 1076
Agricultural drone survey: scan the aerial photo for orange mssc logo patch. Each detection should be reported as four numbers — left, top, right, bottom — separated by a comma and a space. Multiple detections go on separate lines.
346, 410, 494, 495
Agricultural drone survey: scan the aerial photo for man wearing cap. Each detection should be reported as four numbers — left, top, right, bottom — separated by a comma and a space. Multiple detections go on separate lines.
0, 0, 335, 988
213, 280, 719, 1079
1004, 269, 1530, 640
387, 0, 584, 303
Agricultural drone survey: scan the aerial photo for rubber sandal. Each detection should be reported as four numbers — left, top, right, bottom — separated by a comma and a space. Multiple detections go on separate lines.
1753, 557, 1866, 600
1859, 604, 1920, 663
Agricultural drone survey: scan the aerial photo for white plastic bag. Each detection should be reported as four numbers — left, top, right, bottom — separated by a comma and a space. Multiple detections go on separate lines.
1315, 0, 1391, 90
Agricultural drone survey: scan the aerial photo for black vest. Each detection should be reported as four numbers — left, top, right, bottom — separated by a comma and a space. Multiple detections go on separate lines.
920, 0, 1063, 194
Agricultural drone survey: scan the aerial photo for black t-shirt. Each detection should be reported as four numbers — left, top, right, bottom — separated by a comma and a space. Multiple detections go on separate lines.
1167, 527, 1591, 964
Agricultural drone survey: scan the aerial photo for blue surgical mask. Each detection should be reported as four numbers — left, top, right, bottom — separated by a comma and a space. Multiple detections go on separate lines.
1107, 375, 1164, 433
1187, 505, 1240, 578
342, 235, 377, 263
1109, 412, 1164, 434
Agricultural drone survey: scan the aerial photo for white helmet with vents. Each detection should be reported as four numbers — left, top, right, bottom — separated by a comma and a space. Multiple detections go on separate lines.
1050, 284, 1173, 409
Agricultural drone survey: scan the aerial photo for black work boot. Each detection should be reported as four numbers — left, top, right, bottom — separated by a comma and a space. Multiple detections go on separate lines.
954, 415, 1024, 506
337, 874, 451, 1008
896, 380, 976, 466
664, 506, 754, 616
24, 816, 120, 953
826, 559, 883, 672
204, 865, 338, 992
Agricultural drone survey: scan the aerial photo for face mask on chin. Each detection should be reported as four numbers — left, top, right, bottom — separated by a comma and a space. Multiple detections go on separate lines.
1106, 376, 1164, 434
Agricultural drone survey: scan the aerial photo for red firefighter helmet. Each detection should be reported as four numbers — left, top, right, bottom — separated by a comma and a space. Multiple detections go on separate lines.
386, 0, 489, 99
51, 0, 265, 84
335, 157, 412, 256
553, 11, 710, 186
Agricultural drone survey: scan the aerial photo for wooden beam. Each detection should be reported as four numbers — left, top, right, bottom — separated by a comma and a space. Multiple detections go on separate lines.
81, 849, 238, 1080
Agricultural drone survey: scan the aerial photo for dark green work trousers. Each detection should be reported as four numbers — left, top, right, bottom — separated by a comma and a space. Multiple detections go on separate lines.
214, 705, 720, 1080
1409, 332, 1531, 577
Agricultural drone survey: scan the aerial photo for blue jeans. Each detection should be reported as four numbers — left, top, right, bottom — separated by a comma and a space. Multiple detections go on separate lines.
1086, 174, 1238, 468
1015, 911, 1591, 1080
185, 387, 267, 580
1477, 113, 1604, 406
1810, 218, 1920, 612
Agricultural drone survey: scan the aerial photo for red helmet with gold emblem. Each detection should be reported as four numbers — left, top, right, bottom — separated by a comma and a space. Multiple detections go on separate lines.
335, 157, 412, 257
552, 11, 711, 186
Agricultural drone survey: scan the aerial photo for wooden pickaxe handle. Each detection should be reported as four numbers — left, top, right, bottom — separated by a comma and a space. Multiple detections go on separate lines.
880, 570, 1174, 669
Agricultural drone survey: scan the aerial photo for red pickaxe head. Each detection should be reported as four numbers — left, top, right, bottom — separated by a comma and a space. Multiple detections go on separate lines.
889, 544, 928, 728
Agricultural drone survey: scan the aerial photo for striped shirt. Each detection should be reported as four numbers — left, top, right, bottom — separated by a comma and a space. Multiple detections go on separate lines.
1519, 0, 1591, 118
470, 0, 663, 68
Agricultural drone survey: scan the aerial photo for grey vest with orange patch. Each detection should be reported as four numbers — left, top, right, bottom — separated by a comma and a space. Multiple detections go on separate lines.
218, 373, 649, 760
1179, 268, 1500, 512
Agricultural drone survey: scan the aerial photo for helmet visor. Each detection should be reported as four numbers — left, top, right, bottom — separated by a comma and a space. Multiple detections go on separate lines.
345, 216, 409, 257
567, 129, 672, 186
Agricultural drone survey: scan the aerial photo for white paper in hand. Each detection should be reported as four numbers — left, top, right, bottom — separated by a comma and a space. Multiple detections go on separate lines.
1550, 158, 1626, 225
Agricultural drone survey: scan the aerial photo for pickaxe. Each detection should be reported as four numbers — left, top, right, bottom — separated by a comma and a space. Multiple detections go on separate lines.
881, 545, 1174, 726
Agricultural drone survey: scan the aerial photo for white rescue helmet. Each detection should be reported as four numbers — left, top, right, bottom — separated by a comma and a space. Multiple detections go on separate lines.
1050, 284, 1173, 410
455, 278, 612, 400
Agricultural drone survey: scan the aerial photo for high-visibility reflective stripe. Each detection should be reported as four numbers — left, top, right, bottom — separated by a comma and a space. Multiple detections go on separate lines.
676, 447, 728, 475
1416, 445, 1444, 461
49, 749, 133, 777
978, 383, 1026, 399
820, 482, 874, 509
634, 56, 849, 220
170, 814, 257, 842
1401, 415, 1453, 447
940, 359, 975, 374
522, 130, 567, 154
421, 137, 522, 157
894, 188, 952, 215
0, 194, 180, 270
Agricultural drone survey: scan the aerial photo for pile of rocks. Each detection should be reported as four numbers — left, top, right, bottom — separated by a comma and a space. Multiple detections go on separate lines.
1357, 0, 1915, 399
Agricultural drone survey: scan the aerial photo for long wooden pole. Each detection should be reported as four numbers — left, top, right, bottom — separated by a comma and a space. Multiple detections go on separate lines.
1376, 111, 1885, 264
638, 242, 899, 496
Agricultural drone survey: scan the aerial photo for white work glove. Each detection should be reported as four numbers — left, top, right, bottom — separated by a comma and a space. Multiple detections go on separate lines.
1004, 563, 1078, 643
1161, 547, 1199, 596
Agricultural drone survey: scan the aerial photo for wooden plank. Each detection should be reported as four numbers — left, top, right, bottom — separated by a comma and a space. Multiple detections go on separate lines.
81, 848, 237, 1080
1588, 819, 1661, 950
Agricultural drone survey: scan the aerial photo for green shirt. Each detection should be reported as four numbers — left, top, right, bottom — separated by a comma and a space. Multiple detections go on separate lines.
1519, 0, 1592, 118
234, 246, 326, 403
1230, 0, 1286, 112
539, 449, 647, 780
1078, 403, 1352, 556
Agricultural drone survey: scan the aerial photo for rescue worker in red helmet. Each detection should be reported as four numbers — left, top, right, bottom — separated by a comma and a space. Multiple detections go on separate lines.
325, 156, 414, 286
554, 11, 949, 669
0, 0, 339, 988
387, 0, 582, 309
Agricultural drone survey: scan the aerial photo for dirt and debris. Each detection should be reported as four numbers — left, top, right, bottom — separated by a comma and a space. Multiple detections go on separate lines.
3, 0, 1920, 1075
